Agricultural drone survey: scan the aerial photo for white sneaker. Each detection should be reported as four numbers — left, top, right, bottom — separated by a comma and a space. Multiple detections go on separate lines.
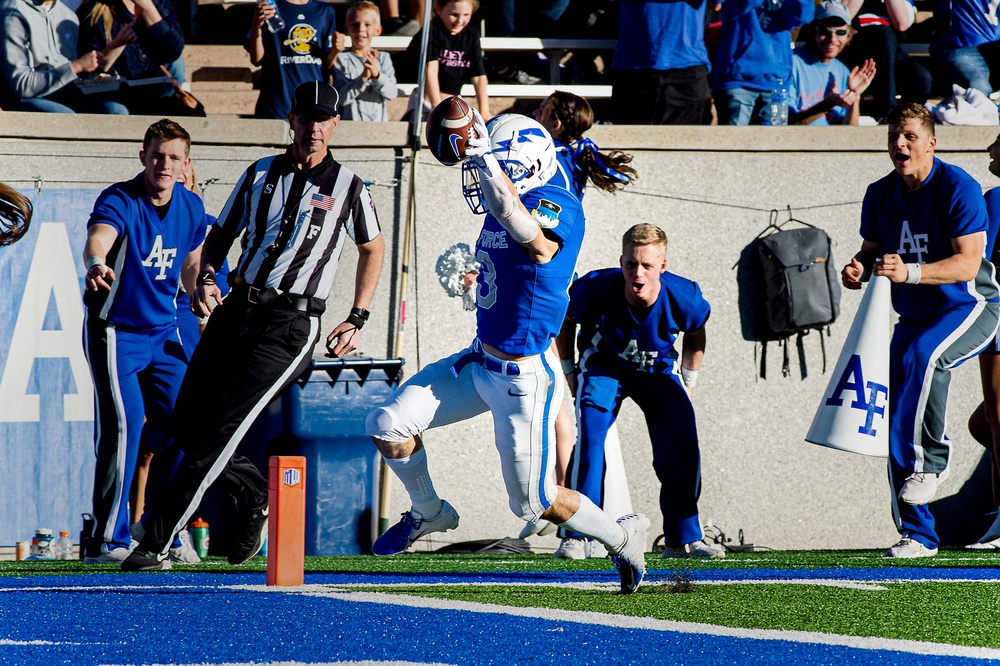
662, 540, 726, 559
84, 540, 137, 564
553, 537, 591, 560
884, 537, 938, 558
610, 513, 650, 594
972, 510, 1000, 545
899, 470, 948, 505
966, 537, 1000, 550
169, 529, 202, 564
518, 519, 557, 539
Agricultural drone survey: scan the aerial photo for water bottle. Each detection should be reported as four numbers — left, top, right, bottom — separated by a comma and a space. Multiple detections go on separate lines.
190, 517, 210, 558
30, 529, 55, 560
769, 79, 789, 126
264, 0, 285, 33
55, 531, 74, 560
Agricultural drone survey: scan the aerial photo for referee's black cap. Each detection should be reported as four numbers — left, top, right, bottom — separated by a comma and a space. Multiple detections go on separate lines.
291, 81, 340, 118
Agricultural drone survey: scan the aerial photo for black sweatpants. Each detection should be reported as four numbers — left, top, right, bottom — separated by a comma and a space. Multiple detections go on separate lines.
138, 297, 321, 556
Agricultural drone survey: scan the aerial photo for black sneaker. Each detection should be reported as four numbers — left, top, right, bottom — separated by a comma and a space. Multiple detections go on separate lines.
229, 502, 268, 565
121, 549, 172, 571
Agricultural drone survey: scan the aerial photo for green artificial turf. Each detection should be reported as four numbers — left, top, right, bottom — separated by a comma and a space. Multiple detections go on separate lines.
366, 581, 1000, 648
2, 548, 1000, 575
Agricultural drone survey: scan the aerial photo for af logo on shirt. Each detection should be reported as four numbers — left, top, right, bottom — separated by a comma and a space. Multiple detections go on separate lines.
142, 235, 177, 280
619, 339, 657, 371
896, 220, 929, 262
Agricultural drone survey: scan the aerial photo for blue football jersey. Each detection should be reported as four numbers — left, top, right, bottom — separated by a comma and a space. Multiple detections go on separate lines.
474, 183, 585, 356
861, 158, 997, 322
550, 140, 587, 201
85, 174, 207, 328
567, 268, 711, 376
986, 187, 1000, 260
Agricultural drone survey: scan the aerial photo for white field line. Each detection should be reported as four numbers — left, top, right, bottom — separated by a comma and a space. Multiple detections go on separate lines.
291, 586, 1000, 661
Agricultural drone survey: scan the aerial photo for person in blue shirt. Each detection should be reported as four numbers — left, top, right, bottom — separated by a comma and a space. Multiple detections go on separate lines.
81, 118, 206, 563
712, 0, 814, 125
533, 91, 636, 201
789, 1, 876, 125
842, 103, 1000, 558
555, 223, 722, 559
929, 0, 1000, 97
247, 0, 343, 119
966, 132, 1000, 550
609, 0, 713, 125
366, 111, 650, 594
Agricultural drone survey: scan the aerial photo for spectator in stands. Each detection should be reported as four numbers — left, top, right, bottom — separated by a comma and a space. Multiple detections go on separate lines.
608, 0, 713, 125
929, 0, 1000, 97
788, 1, 877, 126
402, 0, 490, 121
0, 0, 128, 113
381, 0, 420, 36
76, 0, 189, 115
712, 0, 814, 124
333, 1, 397, 121
246, 0, 343, 119
840, 0, 932, 120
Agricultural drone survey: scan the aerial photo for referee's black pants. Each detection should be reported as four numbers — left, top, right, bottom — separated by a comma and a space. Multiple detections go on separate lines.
138, 297, 321, 556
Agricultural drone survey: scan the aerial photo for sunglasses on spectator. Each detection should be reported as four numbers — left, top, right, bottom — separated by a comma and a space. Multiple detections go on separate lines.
819, 26, 851, 37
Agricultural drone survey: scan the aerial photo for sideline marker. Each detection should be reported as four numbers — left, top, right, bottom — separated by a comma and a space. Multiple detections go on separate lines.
267, 456, 306, 586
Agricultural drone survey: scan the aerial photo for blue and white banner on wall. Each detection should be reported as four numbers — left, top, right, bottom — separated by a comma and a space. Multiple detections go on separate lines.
0, 188, 102, 546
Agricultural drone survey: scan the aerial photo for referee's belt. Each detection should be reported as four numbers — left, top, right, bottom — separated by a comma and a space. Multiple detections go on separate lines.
451, 340, 521, 377
233, 284, 326, 315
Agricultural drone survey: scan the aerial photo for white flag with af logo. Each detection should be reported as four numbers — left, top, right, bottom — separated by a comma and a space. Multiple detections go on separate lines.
806, 275, 891, 458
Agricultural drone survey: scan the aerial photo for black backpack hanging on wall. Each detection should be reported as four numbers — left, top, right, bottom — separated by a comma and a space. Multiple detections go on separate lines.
742, 211, 841, 378
758, 226, 841, 336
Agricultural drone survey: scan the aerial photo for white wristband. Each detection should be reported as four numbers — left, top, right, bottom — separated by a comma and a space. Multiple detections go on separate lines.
905, 263, 921, 285
560, 359, 575, 374
86, 256, 105, 270
681, 366, 699, 388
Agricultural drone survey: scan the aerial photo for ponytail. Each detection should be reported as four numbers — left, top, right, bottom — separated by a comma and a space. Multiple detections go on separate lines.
571, 138, 637, 194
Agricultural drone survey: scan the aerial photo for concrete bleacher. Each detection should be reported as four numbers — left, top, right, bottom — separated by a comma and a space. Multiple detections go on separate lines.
183, 34, 615, 119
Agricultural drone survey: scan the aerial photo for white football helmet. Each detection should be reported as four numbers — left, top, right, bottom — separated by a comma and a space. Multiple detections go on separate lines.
462, 113, 558, 214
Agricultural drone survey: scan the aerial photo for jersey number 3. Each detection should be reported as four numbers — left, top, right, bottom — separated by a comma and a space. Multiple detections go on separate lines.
476, 250, 497, 309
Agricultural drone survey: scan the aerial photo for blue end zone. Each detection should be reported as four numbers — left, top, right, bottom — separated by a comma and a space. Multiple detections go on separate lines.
2, 569, 999, 665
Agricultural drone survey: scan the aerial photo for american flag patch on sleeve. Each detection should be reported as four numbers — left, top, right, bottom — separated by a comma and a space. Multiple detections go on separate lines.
311, 193, 337, 211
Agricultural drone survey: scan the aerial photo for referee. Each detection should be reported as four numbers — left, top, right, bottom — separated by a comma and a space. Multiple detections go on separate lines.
123, 81, 385, 570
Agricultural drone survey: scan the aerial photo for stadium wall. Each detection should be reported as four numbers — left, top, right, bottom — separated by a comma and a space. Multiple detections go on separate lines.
0, 113, 996, 551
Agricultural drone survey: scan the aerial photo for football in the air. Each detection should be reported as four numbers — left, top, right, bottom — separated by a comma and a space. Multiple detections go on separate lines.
425, 96, 476, 166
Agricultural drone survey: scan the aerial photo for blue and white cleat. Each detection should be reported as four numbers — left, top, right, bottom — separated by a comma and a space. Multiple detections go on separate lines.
373, 501, 460, 556
610, 513, 649, 594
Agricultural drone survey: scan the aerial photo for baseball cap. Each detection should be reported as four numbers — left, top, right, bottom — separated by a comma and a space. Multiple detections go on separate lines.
815, 0, 851, 24
291, 81, 340, 118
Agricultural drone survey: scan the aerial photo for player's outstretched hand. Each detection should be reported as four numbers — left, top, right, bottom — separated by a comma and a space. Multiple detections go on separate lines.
465, 108, 501, 178
192, 283, 223, 317
325, 321, 360, 357
85, 264, 116, 291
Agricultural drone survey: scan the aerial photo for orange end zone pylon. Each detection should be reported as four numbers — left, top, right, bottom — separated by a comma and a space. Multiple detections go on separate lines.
267, 456, 306, 586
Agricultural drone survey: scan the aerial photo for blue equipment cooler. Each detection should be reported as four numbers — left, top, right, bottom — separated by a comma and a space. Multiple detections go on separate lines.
282, 357, 402, 555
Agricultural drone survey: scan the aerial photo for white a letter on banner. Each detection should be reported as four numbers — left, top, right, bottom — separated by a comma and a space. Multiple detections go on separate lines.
0, 223, 93, 422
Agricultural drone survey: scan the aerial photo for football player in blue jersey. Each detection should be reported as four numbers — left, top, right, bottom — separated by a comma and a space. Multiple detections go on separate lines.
81, 118, 206, 564
366, 111, 650, 593
555, 223, 722, 560
842, 103, 1000, 558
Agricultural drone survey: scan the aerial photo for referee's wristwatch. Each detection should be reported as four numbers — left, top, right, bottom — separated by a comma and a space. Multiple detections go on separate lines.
347, 307, 369, 329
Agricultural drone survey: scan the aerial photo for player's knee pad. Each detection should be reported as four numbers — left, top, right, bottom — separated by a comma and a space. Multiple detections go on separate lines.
507, 496, 539, 522
365, 405, 415, 443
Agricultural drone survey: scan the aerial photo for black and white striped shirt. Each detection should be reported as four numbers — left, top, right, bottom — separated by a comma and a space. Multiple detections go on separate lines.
215, 148, 381, 301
